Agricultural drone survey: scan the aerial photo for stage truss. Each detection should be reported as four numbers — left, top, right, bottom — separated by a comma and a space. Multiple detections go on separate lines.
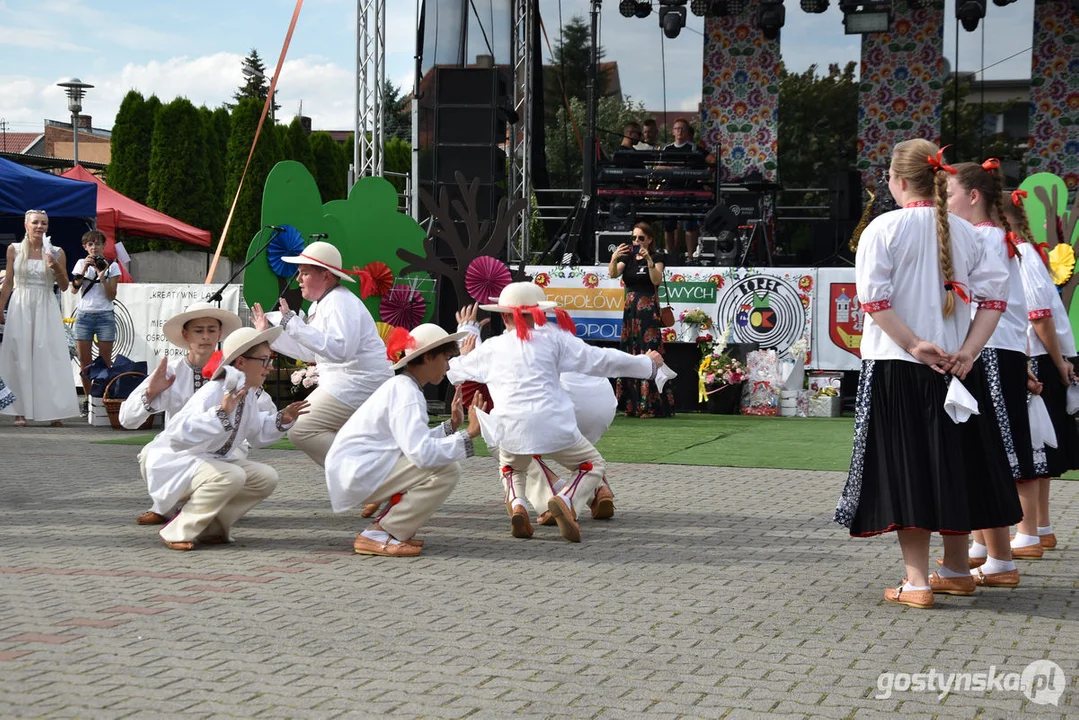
508, 0, 534, 263
355, 0, 386, 180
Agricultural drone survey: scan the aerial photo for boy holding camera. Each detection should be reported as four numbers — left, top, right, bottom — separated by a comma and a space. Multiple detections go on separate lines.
70, 230, 121, 414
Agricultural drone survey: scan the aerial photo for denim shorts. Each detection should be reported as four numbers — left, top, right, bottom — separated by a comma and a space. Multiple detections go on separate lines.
74, 310, 117, 342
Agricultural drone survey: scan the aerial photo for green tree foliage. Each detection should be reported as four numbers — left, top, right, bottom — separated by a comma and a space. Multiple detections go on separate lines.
224, 97, 283, 261
107, 90, 160, 204
233, 48, 280, 118
543, 16, 605, 126
310, 132, 348, 202
198, 107, 227, 238
777, 63, 859, 189
146, 98, 215, 248
546, 95, 644, 189
384, 136, 412, 207
940, 77, 1022, 178
284, 116, 315, 175
383, 80, 411, 141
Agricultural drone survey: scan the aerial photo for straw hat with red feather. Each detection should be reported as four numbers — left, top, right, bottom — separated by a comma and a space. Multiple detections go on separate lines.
478, 282, 576, 340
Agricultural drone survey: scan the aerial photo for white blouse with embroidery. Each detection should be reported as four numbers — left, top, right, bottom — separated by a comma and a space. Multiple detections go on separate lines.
971, 225, 1028, 353
1016, 242, 1077, 358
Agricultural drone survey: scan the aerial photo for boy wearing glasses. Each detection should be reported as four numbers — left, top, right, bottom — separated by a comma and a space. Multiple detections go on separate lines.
146, 327, 310, 551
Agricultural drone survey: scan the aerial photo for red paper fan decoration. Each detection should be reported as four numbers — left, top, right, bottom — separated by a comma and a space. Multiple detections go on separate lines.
379, 286, 426, 330
358, 261, 394, 299
465, 256, 512, 304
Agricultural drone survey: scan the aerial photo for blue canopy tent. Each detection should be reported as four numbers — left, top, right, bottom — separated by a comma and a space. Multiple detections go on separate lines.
0, 156, 98, 271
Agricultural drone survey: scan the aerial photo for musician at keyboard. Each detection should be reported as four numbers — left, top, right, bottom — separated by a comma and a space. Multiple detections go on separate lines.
662, 118, 706, 265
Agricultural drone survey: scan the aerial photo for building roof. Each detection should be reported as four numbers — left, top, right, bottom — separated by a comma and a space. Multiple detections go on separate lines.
0, 133, 43, 154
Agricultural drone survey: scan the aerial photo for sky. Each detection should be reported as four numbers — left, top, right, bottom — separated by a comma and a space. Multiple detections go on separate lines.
0, 0, 1036, 136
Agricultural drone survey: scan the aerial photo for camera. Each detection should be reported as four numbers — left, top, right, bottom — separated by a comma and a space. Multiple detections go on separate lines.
90, 255, 109, 272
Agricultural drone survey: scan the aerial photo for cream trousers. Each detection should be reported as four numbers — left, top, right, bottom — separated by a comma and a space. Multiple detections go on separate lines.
159, 458, 277, 543
499, 435, 606, 517
367, 455, 460, 541
288, 388, 355, 467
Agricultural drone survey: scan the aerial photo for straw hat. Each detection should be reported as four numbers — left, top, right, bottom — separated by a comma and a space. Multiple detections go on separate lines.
389, 323, 468, 370
281, 241, 356, 283
478, 282, 557, 313
212, 326, 283, 380
162, 301, 243, 350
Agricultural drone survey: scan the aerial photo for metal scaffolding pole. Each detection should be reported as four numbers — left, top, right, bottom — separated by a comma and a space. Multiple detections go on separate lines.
508, 0, 534, 263
355, 0, 386, 183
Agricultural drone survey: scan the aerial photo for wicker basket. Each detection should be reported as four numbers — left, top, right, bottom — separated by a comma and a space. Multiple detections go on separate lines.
103, 371, 153, 431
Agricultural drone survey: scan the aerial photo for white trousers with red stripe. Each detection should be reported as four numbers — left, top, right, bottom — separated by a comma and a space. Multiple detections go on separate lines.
499, 436, 606, 517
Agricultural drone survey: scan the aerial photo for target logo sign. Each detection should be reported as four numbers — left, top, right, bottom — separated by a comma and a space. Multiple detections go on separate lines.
717, 274, 806, 353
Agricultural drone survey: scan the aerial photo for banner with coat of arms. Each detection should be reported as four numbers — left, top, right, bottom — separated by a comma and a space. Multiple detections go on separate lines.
813, 267, 862, 371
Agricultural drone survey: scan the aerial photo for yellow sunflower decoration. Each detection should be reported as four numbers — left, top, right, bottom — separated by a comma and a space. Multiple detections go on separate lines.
1048, 243, 1075, 286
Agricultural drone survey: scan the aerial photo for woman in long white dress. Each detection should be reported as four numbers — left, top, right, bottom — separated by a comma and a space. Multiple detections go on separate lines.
0, 210, 80, 426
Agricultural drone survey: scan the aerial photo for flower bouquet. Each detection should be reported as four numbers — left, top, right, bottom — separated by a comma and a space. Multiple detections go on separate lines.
290, 363, 319, 399
698, 327, 745, 414
678, 307, 713, 342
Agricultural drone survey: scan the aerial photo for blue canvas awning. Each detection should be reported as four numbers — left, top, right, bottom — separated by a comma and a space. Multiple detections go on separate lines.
0, 156, 97, 217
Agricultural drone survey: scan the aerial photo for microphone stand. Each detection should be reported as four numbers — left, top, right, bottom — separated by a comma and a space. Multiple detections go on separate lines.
206, 226, 282, 305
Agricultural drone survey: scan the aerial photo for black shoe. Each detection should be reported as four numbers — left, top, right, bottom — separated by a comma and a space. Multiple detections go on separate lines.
80, 400, 88, 417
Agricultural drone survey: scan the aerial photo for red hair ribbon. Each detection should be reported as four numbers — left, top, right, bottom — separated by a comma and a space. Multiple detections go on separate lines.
943, 280, 970, 304
981, 158, 1001, 172
1033, 240, 1050, 265
1004, 231, 1021, 260
1011, 189, 1028, 207
511, 305, 548, 340
553, 308, 577, 335
384, 326, 416, 364
927, 146, 957, 175
201, 350, 224, 379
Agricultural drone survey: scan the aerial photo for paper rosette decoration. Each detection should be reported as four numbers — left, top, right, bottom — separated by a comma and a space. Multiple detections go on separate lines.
1048, 243, 1075, 286
465, 256, 513, 303
266, 225, 306, 278
379, 286, 426, 330
358, 261, 394, 299
375, 321, 396, 345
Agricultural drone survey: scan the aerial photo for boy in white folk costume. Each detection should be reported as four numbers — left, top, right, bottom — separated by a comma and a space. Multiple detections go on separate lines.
325, 324, 485, 557
251, 241, 393, 467
120, 302, 242, 525
447, 283, 665, 543
150, 327, 310, 551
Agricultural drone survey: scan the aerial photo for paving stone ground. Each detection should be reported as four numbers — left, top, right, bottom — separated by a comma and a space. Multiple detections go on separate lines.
0, 416, 1077, 719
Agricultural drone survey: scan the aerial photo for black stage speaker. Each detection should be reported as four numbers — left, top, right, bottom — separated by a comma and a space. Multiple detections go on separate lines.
828, 171, 862, 222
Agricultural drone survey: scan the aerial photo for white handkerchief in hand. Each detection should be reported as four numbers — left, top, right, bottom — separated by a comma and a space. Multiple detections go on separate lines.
1066, 384, 1079, 415
473, 407, 502, 449
943, 379, 979, 424
655, 364, 677, 392
1028, 394, 1058, 449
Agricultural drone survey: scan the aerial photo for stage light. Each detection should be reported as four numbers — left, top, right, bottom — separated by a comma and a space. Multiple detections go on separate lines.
690, 0, 710, 14
956, 0, 986, 31
757, 0, 785, 39
620, 0, 638, 16
659, 0, 687, 38
635, 1, 653, 18
991, 0, 1016, 5
800, 0, 829, 12
840, 1, 891, 34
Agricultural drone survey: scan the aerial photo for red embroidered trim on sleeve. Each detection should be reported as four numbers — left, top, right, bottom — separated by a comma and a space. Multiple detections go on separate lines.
1028, 309, 1052, 320
862, 299, 891, 313
978, 300, 1007, 312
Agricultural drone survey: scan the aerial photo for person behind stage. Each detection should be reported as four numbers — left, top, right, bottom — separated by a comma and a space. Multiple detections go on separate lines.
608, 222, 675, 418
251, 241, 393, 467
120, 301, 243, 526
620, 121, 642, 149
662, 118, 704, 264
325, 323, 485, 557
446, 282, 665, 543
636, 118, 660, 150
833, 138, 1013, 610
0, 209, 79, 427
70, 230, 122, 416
150, 327, 309, 551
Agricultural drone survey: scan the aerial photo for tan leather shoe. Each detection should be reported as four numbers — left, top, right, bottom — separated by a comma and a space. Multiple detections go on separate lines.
547, 495, 581, 543
162, 538, 194, 552
1011, 543, 1044, 559
928, 571, 976, 596
536, 511, 556, 526
936, 556, 986, 569
1040, 533, 1057, 549
403, 537, 424, 548
510, 505, 534, 539
137, 511, 168, 525
353, 534, 422, 557
972, 567, 1020, 587
590, 484, 615, 520
360, 503, 380, 518
884, 585, 933, 609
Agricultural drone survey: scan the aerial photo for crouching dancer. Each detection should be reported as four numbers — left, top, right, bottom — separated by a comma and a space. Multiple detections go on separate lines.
149, 327, 310, 551
120, 301, 242, 525
326, 324, 485, 557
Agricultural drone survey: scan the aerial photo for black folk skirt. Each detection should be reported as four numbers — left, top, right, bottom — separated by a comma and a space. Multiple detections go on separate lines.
835, 358, 1022, 537
1030, 354, 1079, 478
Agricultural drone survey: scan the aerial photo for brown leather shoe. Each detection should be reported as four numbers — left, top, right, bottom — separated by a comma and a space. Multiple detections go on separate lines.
162, 539, 194, 552
928, 571, 976, 596
547, 495, 581, 543
1040, 533, 1057, 549
590, 484, 614, 520
1011, 543, 1044, 559
403, 537, 424, 548
510, 505, 534, 539
884, 585, 933, 609
360, 503, 380, 518
353, 534, 422, 557
972, 567, 1020, 587
137, 511, 168, 525
536, 511, 556, 526
936, 556, 986, 569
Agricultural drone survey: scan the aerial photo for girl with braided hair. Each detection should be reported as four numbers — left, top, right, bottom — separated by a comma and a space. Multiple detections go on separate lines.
834, 139, 1012, 609
1004, 199, 1078, 556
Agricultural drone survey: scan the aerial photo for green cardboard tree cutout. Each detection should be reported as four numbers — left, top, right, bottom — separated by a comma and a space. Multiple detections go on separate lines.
242, 161, 431, 322
1018, 172, 1079, 338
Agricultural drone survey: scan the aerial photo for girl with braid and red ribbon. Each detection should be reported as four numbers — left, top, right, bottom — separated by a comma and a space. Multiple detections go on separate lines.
834, 139, 1013, 610
1004, 196, 1078, 557
446, 282, 665, 543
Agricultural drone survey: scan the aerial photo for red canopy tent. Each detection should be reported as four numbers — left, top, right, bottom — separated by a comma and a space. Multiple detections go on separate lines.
61, 165, 212, 281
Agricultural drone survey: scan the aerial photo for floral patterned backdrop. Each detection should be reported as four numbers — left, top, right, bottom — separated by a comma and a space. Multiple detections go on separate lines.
856, 0, 946, 198
701, 1, 781, 183
1028, 0, 1079, 191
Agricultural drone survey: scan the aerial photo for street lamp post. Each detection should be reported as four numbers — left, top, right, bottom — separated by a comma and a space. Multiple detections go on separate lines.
57, 78, 93, 166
